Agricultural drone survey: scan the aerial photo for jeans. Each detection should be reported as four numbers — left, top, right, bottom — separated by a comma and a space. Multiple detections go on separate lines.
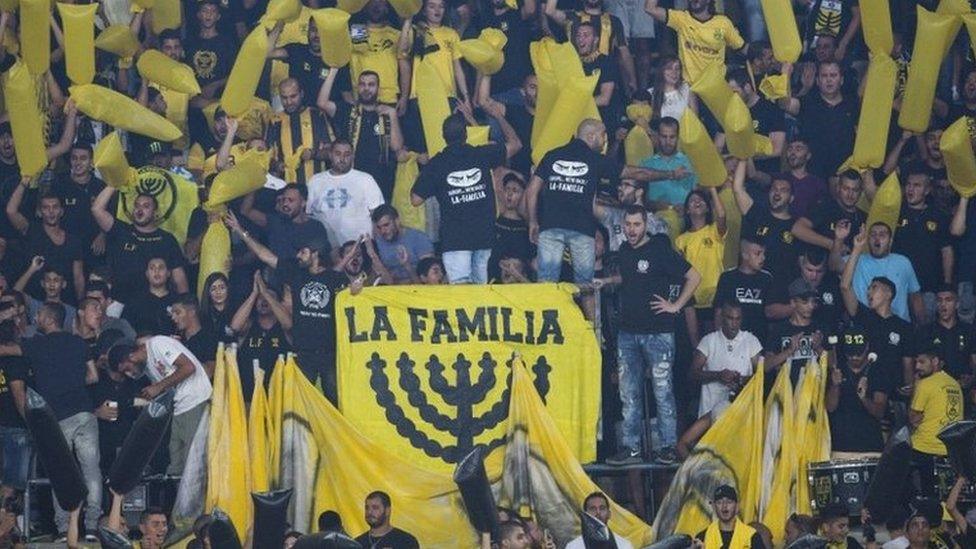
53, 412, 101, 533
0, 426, 29, 490
537, 229, 595, 283
442, 249, 491, 284
617, 331, 677, 451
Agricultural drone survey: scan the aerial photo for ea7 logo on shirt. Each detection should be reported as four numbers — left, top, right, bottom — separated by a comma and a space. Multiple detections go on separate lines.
300, 282, 332, 310
552, 160, 589, 177
637, 259, 649, 273
447, 168, 483, 188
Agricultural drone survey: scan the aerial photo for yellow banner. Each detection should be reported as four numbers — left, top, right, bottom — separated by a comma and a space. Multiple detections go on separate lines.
336, 283, 600, 475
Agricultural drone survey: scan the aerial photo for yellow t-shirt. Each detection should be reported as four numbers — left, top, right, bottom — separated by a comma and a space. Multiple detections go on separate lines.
409, 25, 461, 99
675, 223, 726, 308
667, 9, 744, 84
351, 25, 401, 104
911, 370, 964, 456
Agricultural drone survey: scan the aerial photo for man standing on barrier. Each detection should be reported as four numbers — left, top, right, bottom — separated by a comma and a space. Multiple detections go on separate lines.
909, 344, 963, 498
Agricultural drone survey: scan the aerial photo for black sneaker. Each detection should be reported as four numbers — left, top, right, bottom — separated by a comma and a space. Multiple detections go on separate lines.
606, 447, 642, 466
654, 447, 679, 465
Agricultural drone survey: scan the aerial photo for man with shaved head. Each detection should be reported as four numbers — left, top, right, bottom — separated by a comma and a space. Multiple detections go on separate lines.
267, 77, 333, 184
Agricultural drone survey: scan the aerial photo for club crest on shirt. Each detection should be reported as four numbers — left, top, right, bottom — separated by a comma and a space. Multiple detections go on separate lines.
637, 259, 649, 273
889, 331, 900, 345
821, 291, 834, 305
926, 220, 938, 232
446, 168, 483, 188
552, 160, 589, 177
300, 282, 331, 310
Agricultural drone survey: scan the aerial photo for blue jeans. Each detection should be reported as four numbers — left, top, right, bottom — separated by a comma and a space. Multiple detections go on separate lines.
442, 249, 491, 284
617, 331, 677, 451
0, 426, 29, 490
53, 412, 102, 533
537, 229, 595, 283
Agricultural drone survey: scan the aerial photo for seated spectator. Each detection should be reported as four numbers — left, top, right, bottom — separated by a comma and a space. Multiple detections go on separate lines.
784, 514, 816, 546
818, 503, 863, 549
371, 204, 435, 284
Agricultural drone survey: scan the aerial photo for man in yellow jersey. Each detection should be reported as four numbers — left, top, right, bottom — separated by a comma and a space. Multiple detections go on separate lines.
545, 0, 637, 95
351, 0, 407, 113
267, 78, 333, 185
643, 0, 745, 84
909, 343, 963, 498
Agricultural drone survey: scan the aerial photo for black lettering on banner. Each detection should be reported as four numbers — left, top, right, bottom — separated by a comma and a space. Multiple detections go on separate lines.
371, 306, 396, 341
456, 308, 488, 342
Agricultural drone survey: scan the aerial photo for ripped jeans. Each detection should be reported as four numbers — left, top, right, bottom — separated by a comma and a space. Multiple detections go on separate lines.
617, 331, 677, 452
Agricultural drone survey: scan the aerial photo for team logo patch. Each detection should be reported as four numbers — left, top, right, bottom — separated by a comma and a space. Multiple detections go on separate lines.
552, 160, 589, 177
889, 332, 900, 345
637, 259, 649, 273
446, 168, 483, 188
300, 282, 332, 310
122, 167, 178, 224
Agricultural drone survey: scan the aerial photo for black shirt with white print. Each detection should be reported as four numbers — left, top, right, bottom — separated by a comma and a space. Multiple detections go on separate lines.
278, 258, 348, 353
617, 234, 691, 334
535, 138, 621, 237
714, 268, 773, 340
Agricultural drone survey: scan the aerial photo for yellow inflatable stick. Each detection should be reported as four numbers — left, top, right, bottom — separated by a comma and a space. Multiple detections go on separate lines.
3, 61, 46, 177
467, 126, 489, 145
150, 0, 182, 33
132, 0, 155, 9
852, 54, 897, 169
205, 160, 267, 211
221, 26, 269, 117
941, 116, 976, 198
197, 221, 231, 300
58, 3, 97, 85
758, 0, 801, 62
480, 28, 507, 51
337, 0, 368, 13
93, 132, 137, 190
187, 143, 206, 173
529, 39, 559, 149
95, 25, 141, 58
690, 63, 734, 127
71, 84, 182, 141
388, 0, 421, 18
624, 102, 653, 165
311, 9, 351, 68
724, 94, 756, 159
137, 50, 202, 95
680, 109, 727, 187
865, 171, 902, 237
860, 0, 893, 55
392, 153, 425, 231
758, 74, 789, 101
460, 38, 504, 75
415, 59, 451, 155
938, 0, 970, 14
20, 0, 49, 75
265, 0, 302, 22
532, 75, 600, 165
899, 7, 960, 132
265, 6, 312, 46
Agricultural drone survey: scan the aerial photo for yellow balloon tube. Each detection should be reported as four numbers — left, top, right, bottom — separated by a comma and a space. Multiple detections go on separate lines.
337, 0, 368, 13
93, 132, 137, 190
197, 221, 231, 300
532, 74, 599, 165
758, 0, 801, 62
150, 0, 182, 34
898, 7, 960, 132
724, 94, 756, 159
3, 61, 46, 177
415, 59, 451, 155
624, 101, 653, 165
20, 0, 49, 75
480, 28, 507, 51
866, 172, 902, 236
137, 50, 202, 95
460, 38, 504, 75
205, 160, 267, 210
221, 26, 269, 117
860, 0, 893, 55
690, 63, 733, 126
941, 116, 976, 198
758, 74, 789, 101
852, 54, 897, 169
680, 109, 727, 187
311, 9, 351, 68
58, 3, 97, 85
265, 0, 302, 22
392, 153, 425, 231
467, 126, 490, 145
388, 0, 421, 18
71, 84, 182, 141
95, 25, 141, 58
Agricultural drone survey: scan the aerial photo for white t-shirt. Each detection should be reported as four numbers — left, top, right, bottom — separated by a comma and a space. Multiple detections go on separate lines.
696, 329, 762, 418
565, 533, 634, 549
144, 336, 213, 415
882, 536, 909, 549
306, 168, 385, 248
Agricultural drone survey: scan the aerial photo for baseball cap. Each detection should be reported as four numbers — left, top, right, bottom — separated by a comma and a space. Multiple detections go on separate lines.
840, 325, 868, 355
712, 485, 737, 502
788, 278, 818, 299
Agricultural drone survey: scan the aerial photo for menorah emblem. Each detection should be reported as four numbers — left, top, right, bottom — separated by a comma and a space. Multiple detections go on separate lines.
367, 351, 553, 464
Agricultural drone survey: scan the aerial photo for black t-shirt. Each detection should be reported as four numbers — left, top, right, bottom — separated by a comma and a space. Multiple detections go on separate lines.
829, 359, 887, 452
797, 93, 859, 178
694, 527, 766, 549
714, 268, 773, 340
505, 103, 535, 176
489, 215, 534, 281
766, 318, 833, 383
185, 32, 238, 86
805, 199, 866, 250
106, 221, 186, 304
581, 53, 621, 130
278, 258, 347, 353
485, 9, 534, 94
23, 331, 91, 420
354, 527, 420, 549
123, 291, 178, 336
284, 45, 350, 105
768, 274, 844, 334
0, 355, 29, 428
412, 143, 506, 252
854, 305, 915, 394
333, 103, 397, 199
23, 223, 84, 302
918, 321, 975, 381
617, 235, 691, 334
741, 204, 797, 280
535, 138, 620, 236
90, 373, 142, 473
266, 216, 330, 265
185, 328, 218, 366
238, 320, 289, 399
893, 205, 951, 292
750, 97, 786, 174
0, 159, 25, 240
51, 176, 106, 244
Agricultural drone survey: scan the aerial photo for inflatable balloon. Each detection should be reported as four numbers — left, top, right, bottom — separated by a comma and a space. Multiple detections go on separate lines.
624, 102, 653, 165
415, 59, 452, 155
0, 0, 15, 12
25, 389, 88, 511
860, 0, 893, 55
71, 84, 182, 141
690, 63, 734, 125
58, 3, 97, 85
94, 132, 138, 190
898, 7, 960, 132
938, 421, 976, 482
454, 446, 498, 535
680, 109, 727, 187
3, 61, 47, 178
95, 25, 141, 58
758, 0, 801, 62
388, 0, 421, 18
532, 75, 600, 164
938, 0, 971, 14
221, 26, 269, 117
206, 159, 268, 209
940, 116, 976, 198
137, 50, 202, 96
865, 171, 901, 238
108, 393, 174, 495
392, 153, 425, 231
724, 94, 756, 159
150, 0, 182, 33
466, 125, 490, 146
311, 9, 351, 68
197, 221, 231, 300
480, 28, 507, 51
252, 490, 293, 549
20, 0, 49, 75
265, 0, 302, 22
758, 74, 789, 101
336, 0, 368, 12
852, 54, 897, 169
460, 38, 504, 75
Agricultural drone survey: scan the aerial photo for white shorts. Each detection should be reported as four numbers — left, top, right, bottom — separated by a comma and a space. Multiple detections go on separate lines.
606, 0, 656, 39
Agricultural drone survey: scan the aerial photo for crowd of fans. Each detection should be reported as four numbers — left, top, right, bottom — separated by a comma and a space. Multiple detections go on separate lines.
0, 0, 973, 545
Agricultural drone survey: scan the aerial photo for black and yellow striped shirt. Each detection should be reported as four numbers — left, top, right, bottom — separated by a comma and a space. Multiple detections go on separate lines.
268, 107, 333, 185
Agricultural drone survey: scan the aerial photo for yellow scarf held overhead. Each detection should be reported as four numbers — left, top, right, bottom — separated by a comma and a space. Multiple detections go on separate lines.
704, 518, 757, 549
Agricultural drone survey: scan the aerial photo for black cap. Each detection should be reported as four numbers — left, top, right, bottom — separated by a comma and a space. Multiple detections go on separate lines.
788, 278, 818, 299
107, 343, 136, 372
916, 339, 944, 360
910, 497, 942, 527
840, 325, 868, 355
95, 329, 128, 358
712, 485, 737, 502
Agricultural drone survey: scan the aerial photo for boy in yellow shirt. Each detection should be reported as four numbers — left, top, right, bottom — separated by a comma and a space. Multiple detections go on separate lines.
909, 344, 963, 497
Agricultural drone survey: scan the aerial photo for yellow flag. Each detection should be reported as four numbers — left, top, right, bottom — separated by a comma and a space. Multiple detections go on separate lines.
249, 366, 272, 493
652, 368, 765, 541
793, 355, 831, 516
415, 58, 452, 156
761, 365, 797, 546
115, 166, 200, 244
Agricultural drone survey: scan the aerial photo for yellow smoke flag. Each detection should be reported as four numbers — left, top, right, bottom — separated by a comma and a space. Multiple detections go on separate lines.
758, 0, 801, 62
150, 0, 182, 34
205, 160, 267, 211
2, 61, 47, 178
415, 58, 451, 155
793, 355, 831, 516
467, 125, 490, 145
116, 167, 199, 244
137, 50, 202, 96
758, 74, 789, 101
941, 116, 976, 198
899, 7, 961, 132
724, 94, 756, 159
680, 109, 727, 187
866, 171, 902, 236
71, 84, 182, 141
760, 365, 797, 547
207, 346, 253, 541
222, 26, 269, 117
392, 153, 426, 232
690, 63, 733, 125
265, 0, 302, 22
93, 132, 137, 190
388, 0, 421, 18
651, 368, 765, 541
624, 102, 654, 165
531, 73, 599, 164
20, 0, 49, 75
58, 3, 97, 85
852, 54, 897, 169
860, 0, 893, 55
311, 9, 351, 68
250, 365, 272, 493
95, 25, 141, 58
196, 221, 231, 300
